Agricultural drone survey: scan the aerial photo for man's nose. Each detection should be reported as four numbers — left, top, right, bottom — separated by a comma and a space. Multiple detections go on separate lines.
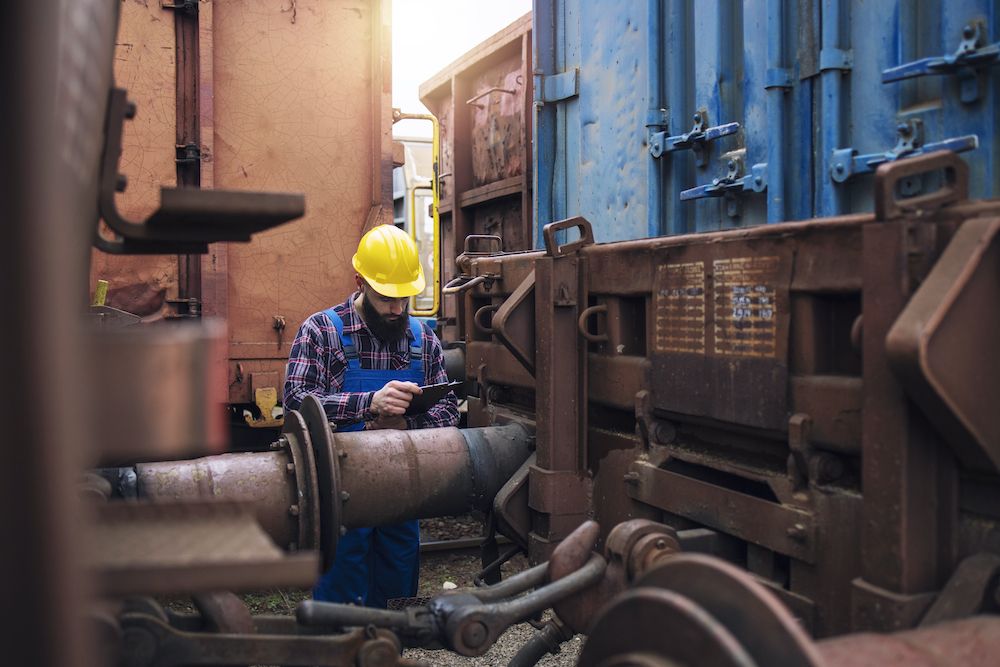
389, 300, 404, 315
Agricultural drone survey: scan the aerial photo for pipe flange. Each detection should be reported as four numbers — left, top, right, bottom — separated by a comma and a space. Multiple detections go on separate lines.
298, 394, 344, 569
280, 409, 322, 553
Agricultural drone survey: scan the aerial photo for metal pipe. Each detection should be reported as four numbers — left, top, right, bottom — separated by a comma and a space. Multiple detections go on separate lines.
646, 0, 665, 237
818, 0, 846, 216
766, 0, 786, 223
337, 423, 532, 528
134, 423, 533, 552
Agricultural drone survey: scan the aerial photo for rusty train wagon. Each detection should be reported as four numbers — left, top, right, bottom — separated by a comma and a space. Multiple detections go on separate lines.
91, 0, 395, 431
440, 0, 1000, 662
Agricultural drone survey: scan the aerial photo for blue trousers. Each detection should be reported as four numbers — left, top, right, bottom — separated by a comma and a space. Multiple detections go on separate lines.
312, 521, 420, 607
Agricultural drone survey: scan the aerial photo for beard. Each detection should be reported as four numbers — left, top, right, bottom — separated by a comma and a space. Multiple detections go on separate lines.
361, 293, 409, 342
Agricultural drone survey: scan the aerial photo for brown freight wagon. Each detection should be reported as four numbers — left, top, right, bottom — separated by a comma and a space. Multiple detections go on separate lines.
418, 13, 533, 344
91, 0, 394, 433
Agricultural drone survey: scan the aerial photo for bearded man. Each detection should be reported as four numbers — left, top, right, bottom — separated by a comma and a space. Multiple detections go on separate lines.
284, 224, 459, 607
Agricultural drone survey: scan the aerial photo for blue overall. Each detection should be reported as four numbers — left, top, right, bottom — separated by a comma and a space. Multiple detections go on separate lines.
312, 308, 424, 607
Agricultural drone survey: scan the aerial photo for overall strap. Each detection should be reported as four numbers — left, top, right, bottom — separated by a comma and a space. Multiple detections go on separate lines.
407, 316, 424, 375
323, 308, 360, 368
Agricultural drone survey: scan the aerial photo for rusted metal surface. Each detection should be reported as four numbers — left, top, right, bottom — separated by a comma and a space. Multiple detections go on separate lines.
137, 451, 300, 548
127, 400, 533, 570
88, 499, 318, 596
816, 616, 1000, 667
418, 13, 533, 343
94, 321, 228, 465
887, 215, 1000, 473
91, 1, 396, 406
460, 154, 1000, 644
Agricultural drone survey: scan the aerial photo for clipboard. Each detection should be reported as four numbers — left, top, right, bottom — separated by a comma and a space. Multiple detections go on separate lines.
405, 381, 462, 415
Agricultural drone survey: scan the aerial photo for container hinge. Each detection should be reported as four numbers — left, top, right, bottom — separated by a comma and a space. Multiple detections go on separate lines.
160, 0, 199, 15
764, 67, 794, 89
649, 109, 740, 167
830, 118, 979, 184
882, 21, 999, 103
819, 48, 853, 73
165, 298, 202, 319
175, 143, 202, 164
535, 68, 579, 105
680, 157, 767, 218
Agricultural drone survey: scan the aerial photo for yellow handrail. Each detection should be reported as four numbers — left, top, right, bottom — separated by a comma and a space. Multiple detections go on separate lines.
392, 110, 440, 317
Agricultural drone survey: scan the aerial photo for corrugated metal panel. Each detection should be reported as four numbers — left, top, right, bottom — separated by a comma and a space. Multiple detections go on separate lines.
534, 0, 1000, 242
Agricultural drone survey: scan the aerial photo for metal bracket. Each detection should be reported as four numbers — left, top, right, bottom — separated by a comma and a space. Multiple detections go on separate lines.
160, 0, 198, 15
649, 109, 740, 166
819, 47, 854, 73
830, 119, 978, 184
679, 157, 768, 218
882, 21, 999, 103
95, 88, 305, 255
535, 68, 579, 105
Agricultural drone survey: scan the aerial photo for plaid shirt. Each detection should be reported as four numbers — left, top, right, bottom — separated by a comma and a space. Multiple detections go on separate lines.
284, 293, 459, 430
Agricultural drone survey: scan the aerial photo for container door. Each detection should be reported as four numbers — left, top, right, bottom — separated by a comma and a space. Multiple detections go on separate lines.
534, 0, 1000, 241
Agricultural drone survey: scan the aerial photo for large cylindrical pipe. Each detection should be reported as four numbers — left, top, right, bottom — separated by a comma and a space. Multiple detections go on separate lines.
136, 450, 301, 550
133, 421, 533, 558
336, 423, 532, 528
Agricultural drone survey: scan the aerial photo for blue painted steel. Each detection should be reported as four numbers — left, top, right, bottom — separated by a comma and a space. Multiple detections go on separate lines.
533, 0, 1000, 243
647, 0, 666, 238
765, 0, 787, 223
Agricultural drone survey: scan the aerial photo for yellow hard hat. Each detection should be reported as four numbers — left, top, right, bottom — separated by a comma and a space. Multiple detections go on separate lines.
352, 225, 426, 298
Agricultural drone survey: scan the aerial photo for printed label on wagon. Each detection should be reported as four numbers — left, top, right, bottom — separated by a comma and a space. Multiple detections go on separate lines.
713, 256, 779, 358
654, 261, 706, 354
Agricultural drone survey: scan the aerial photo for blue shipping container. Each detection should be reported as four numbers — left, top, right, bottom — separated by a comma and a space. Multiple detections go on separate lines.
533, 0, 1000, 243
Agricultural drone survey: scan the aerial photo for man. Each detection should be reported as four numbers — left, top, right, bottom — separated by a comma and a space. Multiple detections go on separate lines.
284, 224, 459, 607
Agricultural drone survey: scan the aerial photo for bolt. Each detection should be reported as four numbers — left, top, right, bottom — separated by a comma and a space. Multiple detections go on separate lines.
115, 174, 128, 192
693, 112, 701, 124
338, 450, 348, 459
653, 421, 676, 444
286, 463, 296, 474
340, 491, 351, 502
786, 523, 807, 542
623, 472, 640, 484
655, 538, 667, 550
288, 504, 300, 516
727, 160, 736, 171
897, 122, 911, 137
124, 101, 137, 119
754, 175, 763, 186
834, 163, 845, 174
461, 621, 489, 650
963, 24, 975, 40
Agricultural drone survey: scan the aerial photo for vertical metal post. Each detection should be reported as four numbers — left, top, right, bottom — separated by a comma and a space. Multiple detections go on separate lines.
666, 0, 691, 236
646, 0, 665, 238
533, 0, 557, 245
856, 221, 956, 629
818, 0, 847, 216
1, 1, 101, 663
173, 1, 202, 307
765, 0, 787, 222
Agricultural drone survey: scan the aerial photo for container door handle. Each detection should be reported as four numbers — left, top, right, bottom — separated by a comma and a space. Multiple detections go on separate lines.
649, 109, 740, 167
830, 119, 978, 185
882, 21, 999, 103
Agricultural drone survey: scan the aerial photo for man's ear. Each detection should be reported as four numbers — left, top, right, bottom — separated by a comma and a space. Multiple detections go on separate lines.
354, 274, 363, 290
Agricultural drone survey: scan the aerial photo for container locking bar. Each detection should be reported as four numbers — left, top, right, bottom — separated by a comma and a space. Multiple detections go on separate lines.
649, 109, 740, 166
830, 119, 978, 184
679, 157, 768, 218
882, 21, 999, 103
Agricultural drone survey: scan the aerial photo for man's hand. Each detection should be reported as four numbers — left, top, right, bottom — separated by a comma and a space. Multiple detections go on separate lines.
370, 380, 422, 416
366, 414, 408, 430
